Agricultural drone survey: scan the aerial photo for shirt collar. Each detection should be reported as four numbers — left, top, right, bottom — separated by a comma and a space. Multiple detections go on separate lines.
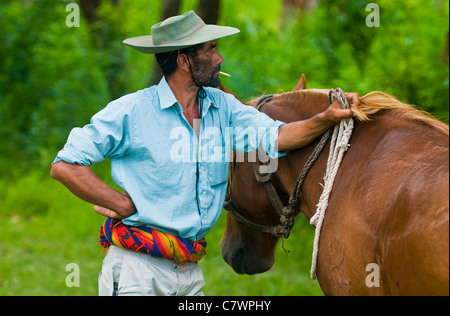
158, 77, 178, 110
157, 77, 219, 114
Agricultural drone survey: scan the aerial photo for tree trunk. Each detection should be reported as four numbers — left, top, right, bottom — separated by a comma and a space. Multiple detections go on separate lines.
197, 0, 221, 24
441, 30, 449, 64
161, 0, 183, 21
79, 0, 121, 24
282, 0, 318, 20
150, 0, 183, 85
79, 0, 101, 24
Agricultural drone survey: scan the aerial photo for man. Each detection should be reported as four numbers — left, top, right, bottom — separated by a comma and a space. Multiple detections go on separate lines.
51, 11, 356, 296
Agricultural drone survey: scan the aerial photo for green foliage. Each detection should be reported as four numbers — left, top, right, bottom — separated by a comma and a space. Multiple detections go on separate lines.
0, 0, 448, 296
0, 0, 448, 175
218, 0, 449, 125
0, 173, 105, 295
0, 173, 322, 296
0, 1, 109, 171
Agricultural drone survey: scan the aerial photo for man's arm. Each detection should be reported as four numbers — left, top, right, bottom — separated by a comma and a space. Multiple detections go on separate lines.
50, 161, 136, 219
277, 94, 357, 152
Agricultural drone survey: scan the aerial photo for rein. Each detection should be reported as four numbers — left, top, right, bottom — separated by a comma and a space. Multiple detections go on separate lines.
223, 89, 354, 268
224, 93, 332, 240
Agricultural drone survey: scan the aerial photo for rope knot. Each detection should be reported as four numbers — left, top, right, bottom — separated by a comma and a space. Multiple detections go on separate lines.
337, 141, 351, 151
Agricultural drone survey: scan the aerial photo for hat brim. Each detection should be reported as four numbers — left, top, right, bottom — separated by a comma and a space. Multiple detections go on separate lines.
123, 25, 240, 54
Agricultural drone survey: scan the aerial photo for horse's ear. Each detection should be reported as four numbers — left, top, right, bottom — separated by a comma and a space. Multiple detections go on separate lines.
293, 73, 307, 91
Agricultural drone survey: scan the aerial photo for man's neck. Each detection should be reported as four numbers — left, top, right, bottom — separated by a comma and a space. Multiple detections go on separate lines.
166, 73, 201, 130
166, 72, 199, 112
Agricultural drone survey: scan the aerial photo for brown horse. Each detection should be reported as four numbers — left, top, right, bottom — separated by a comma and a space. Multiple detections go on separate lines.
220, 75, 449, 295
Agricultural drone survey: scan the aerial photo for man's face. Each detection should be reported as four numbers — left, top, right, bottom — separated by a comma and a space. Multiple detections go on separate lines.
190, 41, 224, 88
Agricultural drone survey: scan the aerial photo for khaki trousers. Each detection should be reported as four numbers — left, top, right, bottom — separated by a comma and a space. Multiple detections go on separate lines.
98, 245, 205, 296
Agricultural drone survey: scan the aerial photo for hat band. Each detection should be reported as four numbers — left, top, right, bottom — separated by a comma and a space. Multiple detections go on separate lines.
153, 22, 205, 46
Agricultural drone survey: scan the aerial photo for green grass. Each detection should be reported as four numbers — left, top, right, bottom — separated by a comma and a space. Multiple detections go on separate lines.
0, 171, 322, 296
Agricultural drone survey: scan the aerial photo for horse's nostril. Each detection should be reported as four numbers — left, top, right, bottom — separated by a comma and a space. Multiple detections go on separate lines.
236, 248, 243, 263
228, 248, 245, 274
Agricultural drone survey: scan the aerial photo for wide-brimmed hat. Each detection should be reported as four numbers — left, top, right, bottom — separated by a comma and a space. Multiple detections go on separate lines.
123, 10, 240, 54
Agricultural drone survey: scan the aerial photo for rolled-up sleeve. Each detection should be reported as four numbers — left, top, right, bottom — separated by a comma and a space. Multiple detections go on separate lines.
227, 94, 286, 159
53, 100, 132, 166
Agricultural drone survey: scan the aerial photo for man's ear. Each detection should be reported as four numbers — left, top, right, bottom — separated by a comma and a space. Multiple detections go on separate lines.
177, 53, 191, 73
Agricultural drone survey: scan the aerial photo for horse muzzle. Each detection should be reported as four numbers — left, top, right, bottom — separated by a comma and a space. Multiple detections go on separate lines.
220, 240, 275, 275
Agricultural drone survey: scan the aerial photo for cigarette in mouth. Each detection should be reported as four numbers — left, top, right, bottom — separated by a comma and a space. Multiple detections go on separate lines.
219, 71, 231, 77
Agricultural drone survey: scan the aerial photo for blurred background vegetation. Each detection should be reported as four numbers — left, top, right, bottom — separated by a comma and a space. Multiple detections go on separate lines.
0, 0, 448, 295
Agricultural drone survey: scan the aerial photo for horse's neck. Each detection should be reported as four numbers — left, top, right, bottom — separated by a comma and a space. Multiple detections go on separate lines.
262, 94, 332, 220
279, 142, 330, 221
260, 92, 330, 123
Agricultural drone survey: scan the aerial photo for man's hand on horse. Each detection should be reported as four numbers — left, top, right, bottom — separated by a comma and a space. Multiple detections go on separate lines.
325, 92, 359, 123
346, 92, 360, 107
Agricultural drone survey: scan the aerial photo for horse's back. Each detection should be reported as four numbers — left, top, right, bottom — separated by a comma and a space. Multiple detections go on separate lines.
321, 114, 449, 295
382, 127, 449, 295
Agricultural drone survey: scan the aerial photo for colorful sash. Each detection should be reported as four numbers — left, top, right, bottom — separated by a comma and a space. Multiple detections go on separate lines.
99, 218, 207, 264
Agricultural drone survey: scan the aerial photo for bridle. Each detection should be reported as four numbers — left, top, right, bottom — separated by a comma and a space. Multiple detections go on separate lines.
223, 93, 334, 241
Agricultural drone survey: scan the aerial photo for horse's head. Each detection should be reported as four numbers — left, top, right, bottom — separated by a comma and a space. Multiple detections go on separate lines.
220, 74, 331, 275
220, 151, 282, 274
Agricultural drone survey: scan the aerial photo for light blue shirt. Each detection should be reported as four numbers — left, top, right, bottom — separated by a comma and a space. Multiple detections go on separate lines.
53, 77, 286, 241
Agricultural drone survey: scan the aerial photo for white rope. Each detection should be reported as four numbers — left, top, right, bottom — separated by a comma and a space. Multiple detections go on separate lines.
310, 88, 354, 280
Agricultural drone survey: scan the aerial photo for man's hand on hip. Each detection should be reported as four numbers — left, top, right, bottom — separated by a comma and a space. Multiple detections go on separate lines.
94, 190, 135, 219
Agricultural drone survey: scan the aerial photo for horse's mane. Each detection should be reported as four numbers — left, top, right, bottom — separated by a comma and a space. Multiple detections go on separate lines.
357, 91, 448, 136
249, 90, 449, 136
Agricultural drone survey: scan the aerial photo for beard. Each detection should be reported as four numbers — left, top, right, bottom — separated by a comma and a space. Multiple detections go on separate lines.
190, 57, 221, 88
